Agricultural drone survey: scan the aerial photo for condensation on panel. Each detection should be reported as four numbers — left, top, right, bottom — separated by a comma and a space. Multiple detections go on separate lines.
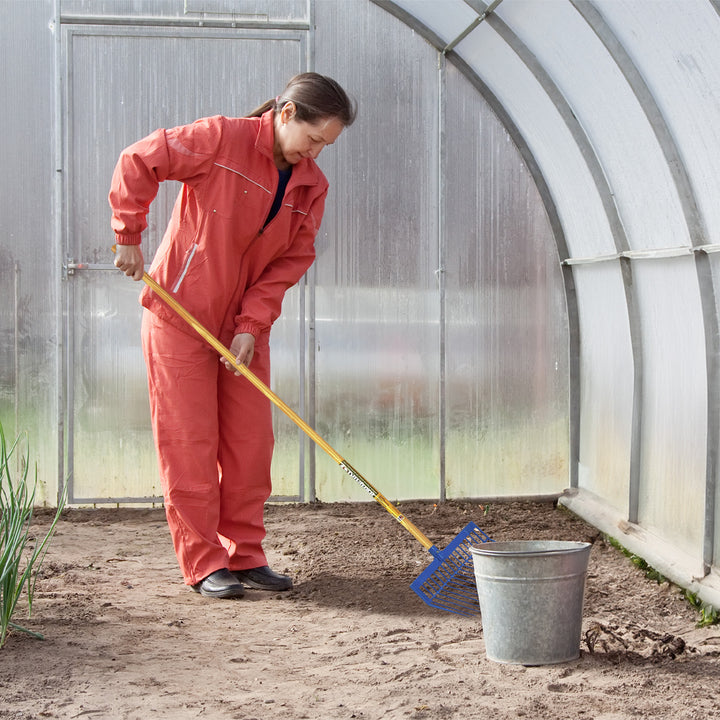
0, 252, 18, 433
0, 0, 57, 503
71, 272, 159, 500
313, 0, 442, 501
269, 283, 306, 499
634, 256, 707, 556
443, 61, 569, 498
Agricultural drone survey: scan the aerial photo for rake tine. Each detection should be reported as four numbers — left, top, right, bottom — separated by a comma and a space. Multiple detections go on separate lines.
410, 522, 493, 616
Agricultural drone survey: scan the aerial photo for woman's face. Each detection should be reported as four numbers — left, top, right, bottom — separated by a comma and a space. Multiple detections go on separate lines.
273, 102, 345, 168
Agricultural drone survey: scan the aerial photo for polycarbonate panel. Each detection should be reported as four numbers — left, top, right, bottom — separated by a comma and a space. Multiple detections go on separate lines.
61, 0, 307, 22
0, 0, 57, 504
184, 0, 306, 19
453, 18, 618, 261
573, 263, 633, 515
496, 0, 690, 252
312, 0, 442, 501
268, 283, 306, 499
64, 25, 305, 500
634, 257, 707, 558
443, 62, 569, 498
70, 274, 159, 499
599, 1, 720, 246
390, 0, 481, 46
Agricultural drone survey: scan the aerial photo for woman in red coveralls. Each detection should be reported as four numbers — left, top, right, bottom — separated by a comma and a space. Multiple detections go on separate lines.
110, 73, 356, 599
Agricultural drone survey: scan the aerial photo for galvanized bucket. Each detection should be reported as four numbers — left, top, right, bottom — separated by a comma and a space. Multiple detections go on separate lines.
470, 540, 591, 665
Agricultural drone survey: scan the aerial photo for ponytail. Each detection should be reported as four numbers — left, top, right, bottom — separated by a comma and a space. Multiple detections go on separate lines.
245, 98, 276, 118
245, 73, 356, 127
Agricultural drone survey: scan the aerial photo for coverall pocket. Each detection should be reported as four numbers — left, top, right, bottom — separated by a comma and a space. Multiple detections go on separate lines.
171, 243, 200, 293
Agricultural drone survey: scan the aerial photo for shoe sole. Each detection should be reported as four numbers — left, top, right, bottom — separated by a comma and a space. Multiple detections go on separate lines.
233, 573, 292, 592
192, 585, 245, 599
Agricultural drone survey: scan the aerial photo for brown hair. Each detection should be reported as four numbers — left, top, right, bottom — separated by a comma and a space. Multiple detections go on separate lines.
246, 72, 357, 127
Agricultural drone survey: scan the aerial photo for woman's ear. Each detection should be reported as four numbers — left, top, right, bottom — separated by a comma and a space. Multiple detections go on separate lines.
280, 101, 296, 124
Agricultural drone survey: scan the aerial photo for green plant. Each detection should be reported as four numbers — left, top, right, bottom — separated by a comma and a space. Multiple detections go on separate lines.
683, 590, 720, 628
606, 535, 667, 583
605, 534, 719, 628
0, 422, 66, 648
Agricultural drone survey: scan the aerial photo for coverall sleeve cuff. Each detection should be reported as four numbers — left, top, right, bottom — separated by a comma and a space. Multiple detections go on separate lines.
235, 319, 268, 339
114, 233, 143, 245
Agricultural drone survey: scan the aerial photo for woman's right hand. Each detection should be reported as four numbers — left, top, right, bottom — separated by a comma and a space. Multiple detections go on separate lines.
223, 333, 256, 374
114, 244, 145, 281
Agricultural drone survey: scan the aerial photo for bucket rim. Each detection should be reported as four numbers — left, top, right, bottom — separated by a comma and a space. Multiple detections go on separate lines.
469, 540, 591, 557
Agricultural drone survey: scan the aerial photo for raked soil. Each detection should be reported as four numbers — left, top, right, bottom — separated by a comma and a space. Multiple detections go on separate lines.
1, 500, 719, 719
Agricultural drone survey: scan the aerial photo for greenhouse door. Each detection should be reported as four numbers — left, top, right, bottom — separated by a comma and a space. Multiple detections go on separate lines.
61, 19, 307, 503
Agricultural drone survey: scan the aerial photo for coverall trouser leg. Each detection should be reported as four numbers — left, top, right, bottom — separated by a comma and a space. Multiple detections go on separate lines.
141, 310, 272, 586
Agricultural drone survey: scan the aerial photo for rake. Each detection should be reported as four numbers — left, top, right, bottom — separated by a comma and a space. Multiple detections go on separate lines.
120, 254, 492, 616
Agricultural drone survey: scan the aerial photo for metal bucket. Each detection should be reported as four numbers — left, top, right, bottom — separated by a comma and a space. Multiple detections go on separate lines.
470, 540, 591, 665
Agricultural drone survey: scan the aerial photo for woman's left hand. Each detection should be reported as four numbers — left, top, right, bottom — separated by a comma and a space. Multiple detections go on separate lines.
223, 333, 256, 374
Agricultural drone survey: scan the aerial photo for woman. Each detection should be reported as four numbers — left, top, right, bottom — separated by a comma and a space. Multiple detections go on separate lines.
110, 73, 356, 599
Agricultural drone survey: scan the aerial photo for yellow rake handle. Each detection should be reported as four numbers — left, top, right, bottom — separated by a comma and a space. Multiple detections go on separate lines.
113, 247, 434, 550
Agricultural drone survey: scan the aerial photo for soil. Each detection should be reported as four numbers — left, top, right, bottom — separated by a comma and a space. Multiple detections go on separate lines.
1, 500, 719, 720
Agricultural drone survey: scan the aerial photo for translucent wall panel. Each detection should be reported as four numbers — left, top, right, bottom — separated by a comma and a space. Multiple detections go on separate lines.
61, 0, 307, 22
634, 257, 707, 558
0, 0, 57, 503
268, 283, 306, 499
390, 0, 479, 43
443, 62, 569, 498
599, 0, 720, 246
572, 263, 633, 515
313, 0, 442, 501
454, 19, 618, 261
497, 0, 690, 252
69, 274, 159, 500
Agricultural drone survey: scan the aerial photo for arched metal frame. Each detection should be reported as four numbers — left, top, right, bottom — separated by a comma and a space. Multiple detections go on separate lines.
372, 0, 720, 608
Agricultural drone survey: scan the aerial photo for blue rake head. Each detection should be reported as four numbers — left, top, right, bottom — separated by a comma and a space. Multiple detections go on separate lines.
410, 522, 493, 617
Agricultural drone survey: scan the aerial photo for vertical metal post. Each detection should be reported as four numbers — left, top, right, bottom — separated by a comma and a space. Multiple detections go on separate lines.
52, 0, 66, 506
621, 256, 642, 525
306, 0, 316, 502
696, 251, 718, 572
297, 273, 307, 503
13, 262, 19, 447
437, 52, 447, 502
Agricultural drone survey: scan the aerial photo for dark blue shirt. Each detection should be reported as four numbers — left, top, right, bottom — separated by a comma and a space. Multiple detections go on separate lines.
264, 168, 292, 227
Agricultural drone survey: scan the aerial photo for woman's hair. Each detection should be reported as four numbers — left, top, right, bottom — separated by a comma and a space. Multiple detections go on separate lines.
246, 72, 357, 127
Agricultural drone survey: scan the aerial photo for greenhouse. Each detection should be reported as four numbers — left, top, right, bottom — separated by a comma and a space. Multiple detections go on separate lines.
1, 1, 719, 716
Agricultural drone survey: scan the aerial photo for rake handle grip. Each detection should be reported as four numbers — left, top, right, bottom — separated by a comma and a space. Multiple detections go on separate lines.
116, 250, 434, 551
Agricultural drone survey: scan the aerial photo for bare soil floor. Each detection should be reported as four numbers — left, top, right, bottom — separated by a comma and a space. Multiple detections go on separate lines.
1, 500, 719, 720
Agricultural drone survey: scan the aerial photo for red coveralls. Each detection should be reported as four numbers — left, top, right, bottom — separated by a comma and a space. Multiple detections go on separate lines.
108, 110, 328, 585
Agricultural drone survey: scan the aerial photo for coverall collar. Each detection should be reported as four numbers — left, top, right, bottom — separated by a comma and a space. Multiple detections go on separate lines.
255, 109, 322, 188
